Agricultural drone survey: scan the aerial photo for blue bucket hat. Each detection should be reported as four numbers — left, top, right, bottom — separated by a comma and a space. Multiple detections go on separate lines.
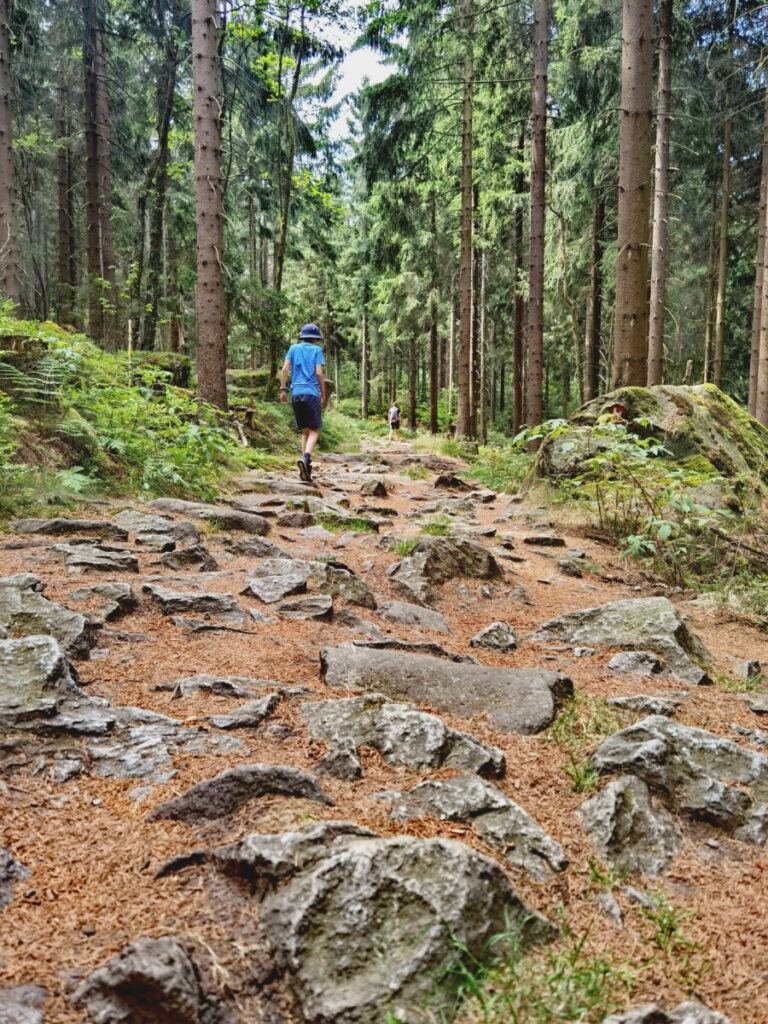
299, 323, 322, 340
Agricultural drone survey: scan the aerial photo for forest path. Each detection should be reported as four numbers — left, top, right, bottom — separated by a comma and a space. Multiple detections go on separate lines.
2, 437, 768, 1022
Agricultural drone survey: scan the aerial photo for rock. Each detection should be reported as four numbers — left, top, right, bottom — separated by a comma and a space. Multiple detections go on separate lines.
155, 675, 278, 699
141, 584, 248, 623
434, 474, 471, 490
69, 582, 138, 622
607, 651, 664, 676
739, 693, 768, 715
0, 574, 96, 657
602, 1002, 734, 1024
376, 600, 451, 634
113, 510, 201, 546
261, 835, 551, 1024
315, 739, 363, 781
735, 658, 762, 681
578, 776, 682, 877
320, 644, 573, 734
387, 536, 501, 608
233, 476, 322, 499
607, 695, 682, 716
730, 722, 768, 748
592, 715, 768, 838
470, 622, 518, 652
160, 545, 219, 572
147, 498, 269, 534
148, 763, 333, 822
392, 775, 566, 880
360, 478, 388, 497
596, 891, 624, 929
0, 635, 85, 728
557, 559, 583, 577
241, 574, 307, 603
49, 543, 140, 574
0, 850, 29, 910
277, 594, 333, 620
75, 936, 202, 1024
385, 558, 436, 606
277, 511, 316, 528
209, 694, 281, 729
245, 557, 376, 608
353, 639, 475, 663
232, 536, 290, 558
530, 597, 712, 685
10, 517, 128, 541
301, 694, 503, 775
333, 608, 382, 637
0, 984, 47, 1024
315, 566, 377, 609
522, 534, 566, 547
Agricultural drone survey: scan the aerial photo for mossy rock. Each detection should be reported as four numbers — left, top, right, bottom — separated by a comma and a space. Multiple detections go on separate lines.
133, 351, 191, 388
536, 384, 768, 509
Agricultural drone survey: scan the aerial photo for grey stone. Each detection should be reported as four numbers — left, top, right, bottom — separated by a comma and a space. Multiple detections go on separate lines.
148, 763, 333, 822
392, 775, 566, 880
735, 659, 761, 681
242, 574, 307, 603
592, 715, 768, 836
315, 740, 363, 780
385, 558, 436, 606
301, 694, 503, 775
0, 849, 29, 910
557, 559, 584, 577
277, 511, 316, 528
248, 608, 276, 625
579, 776, 682, 877
607, 651, 664, 676
277, 594, 333, 620
739, 693, 768, 715
596, 890, 624, 928
75, 936, 202, 1024
522, 534, 566, 547
141, 584, 248, 623
159, 545, 219, 572
470, 621, 518, 652
360, 478, 388, 497
333, 608, 382, 636
607, 695, 682, 716
11, 517, 128, 541
321, 644, 572, 734
261, 835, 551, 1024
602, 1002, 733, 1024
531, 598, 712, 685
113, 510, 201, 546
0, 985, 47, 1024
49, 543, 140, 574
387, 536, 501, 608
730, 722, 768, 748
155, 674, 278, 699
232, 535, 290, 558
574, 646, 597, 657
353, 639, 476, 663
376, 600, 451, 633
316, 566, 377, 609
69, 582, 138, 622
0, 635, 85, 728
147, 498, 269, 535
0, 573, 96, 657
209, 694, 281, 729
135, 532, 177, 552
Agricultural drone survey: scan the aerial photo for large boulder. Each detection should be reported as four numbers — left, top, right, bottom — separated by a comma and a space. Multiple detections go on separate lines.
260, 834, 551, 1024
535, 384, 768, 508
0, 574, 96, 657
10, 517, 128, 541
0, 635, 84, 727
320, 644, 572, 734
387, 536, 502, 609
529, 597, 712, 685
147, 498, 269, 535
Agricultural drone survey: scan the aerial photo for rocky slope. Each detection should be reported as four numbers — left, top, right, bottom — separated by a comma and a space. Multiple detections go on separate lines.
1, 442, 766, 1024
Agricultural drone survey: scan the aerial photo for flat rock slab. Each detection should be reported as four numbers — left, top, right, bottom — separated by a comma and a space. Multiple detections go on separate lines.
233, 476, 323, 499
209, 694, 281, 729
392, 775, 566, 880
242, 574, 307, 603
10, 517, 128, 541
148, 763, 333, 822
160, 545, 219, 572
607, 694, 682, 716
0, 575, 95, 658
607, 651, 664, 676
301, 694, 503, 775
155, 675, 280, 699
261, 834, 551, 1024
0, 985, 46, 1024
603, 1002, 733, 1024
0, 635, 84, 728
592, 715, 768, 841
353, 639, 474, 663
470, 621, 518, 652
376, 600, 450, 633
49, 543, 139, 574
232, 536, 292, 558
320, 644, 573, 734
142, 584, 247, 623
69, 582, 137, 622
75, 936, 202, 1024
113, 509, 201, 546
579, 776, 682, 877
522, 534, 566, 547
147, 498, 269, 535
530, 597, 713, 685
277, 594, 333, 620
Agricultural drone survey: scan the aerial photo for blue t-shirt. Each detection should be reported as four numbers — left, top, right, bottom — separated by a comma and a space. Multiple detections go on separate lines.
284, 342, 324, 396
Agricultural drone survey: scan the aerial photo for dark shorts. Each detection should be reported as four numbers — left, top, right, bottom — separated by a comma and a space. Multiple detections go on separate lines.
292, 393, 322, 431
390, 420, 400, 430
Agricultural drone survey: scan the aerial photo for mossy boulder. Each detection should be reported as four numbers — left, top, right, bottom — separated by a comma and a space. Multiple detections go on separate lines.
535, 384, 768, 509
133, 351, 191, 388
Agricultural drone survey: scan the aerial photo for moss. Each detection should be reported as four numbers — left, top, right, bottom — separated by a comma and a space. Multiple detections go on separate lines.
134, 351, 191, 388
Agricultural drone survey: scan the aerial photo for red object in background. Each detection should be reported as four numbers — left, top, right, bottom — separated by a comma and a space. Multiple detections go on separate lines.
608, 403, 627, 423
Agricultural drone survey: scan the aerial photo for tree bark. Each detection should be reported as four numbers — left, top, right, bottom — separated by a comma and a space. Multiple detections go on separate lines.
526, 0, 547, 428
703, 188, 717, 381
0, 0, 21, 307
647, 0, 672, 385
584, 190, 605, 400
192, 0, 228, 410
712, 0, 735, 390
429, 193, 439, 433
611, 0, 653, 388
754, 182, 768, 424
455, 0, 473, 439
56, 83, 77, 324
749, 89, 768, 415
513, 134, 525, 432
408, 335, 417, 429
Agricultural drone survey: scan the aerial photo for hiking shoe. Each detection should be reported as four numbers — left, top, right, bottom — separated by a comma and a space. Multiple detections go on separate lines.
297, 455, 312, 481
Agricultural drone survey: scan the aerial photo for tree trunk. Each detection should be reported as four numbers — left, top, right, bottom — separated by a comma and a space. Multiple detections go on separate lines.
478, 247, 488, 443
712, 0, 735, 389
513, 132, 525, 432
611, 0, 653, 387
584, 190, 605, 400
749, 89, 768, 415
166, 224, 182, 353
470, 188, 481, 439
56, 84, 77, 323
192, 0, 228, 410
0, 0, 21, 307
455, 0, 473, 439
429, 193, 439, 433
361, 304, 370, 419
408, 335, 417, 429
754, 183, 768, 424
703, 189, 717, 381
526, 0, 547, 428
647, 0, 672, 385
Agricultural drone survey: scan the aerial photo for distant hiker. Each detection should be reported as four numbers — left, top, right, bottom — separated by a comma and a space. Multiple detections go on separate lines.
388, 400, 401, 441
280, 323, 326, 482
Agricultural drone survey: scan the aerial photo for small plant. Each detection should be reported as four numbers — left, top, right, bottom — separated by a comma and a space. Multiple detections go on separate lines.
403, 464, 429, 480
420, 514, 453, 537
579, 858, 628, 895
562, 752, 600, 794
316, 513, 377, 534
639, 891, 705, 991
395, 539, 418, 557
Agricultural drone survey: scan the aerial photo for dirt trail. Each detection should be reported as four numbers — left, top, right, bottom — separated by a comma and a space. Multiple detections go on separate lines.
2, 438, 768, 1023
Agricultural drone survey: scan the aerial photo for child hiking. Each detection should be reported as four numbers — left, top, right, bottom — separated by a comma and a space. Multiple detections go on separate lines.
280, 323, 326, 482
387, 400, 401, 441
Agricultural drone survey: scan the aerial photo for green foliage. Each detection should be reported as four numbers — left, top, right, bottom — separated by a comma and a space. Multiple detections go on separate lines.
419, 515, 453, 537
562, 753, 600, 795
638, 891, 704, 991
394, 539, 418, 557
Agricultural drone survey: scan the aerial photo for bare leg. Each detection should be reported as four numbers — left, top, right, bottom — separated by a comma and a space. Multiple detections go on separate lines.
304, 429, 319, 456
300, 428, 310, 455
